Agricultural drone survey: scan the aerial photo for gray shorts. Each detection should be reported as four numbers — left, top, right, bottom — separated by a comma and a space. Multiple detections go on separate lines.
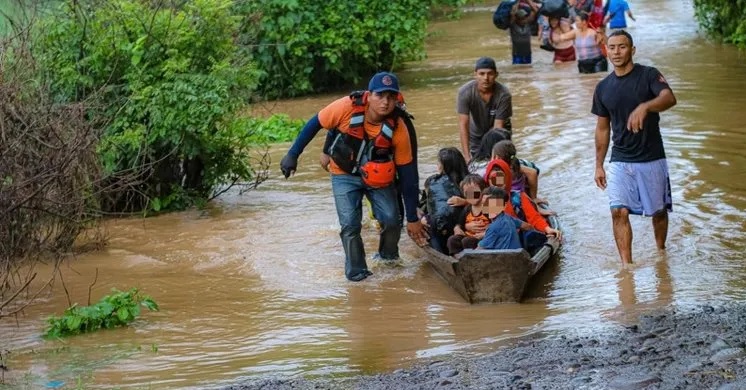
607, 159, 672, 216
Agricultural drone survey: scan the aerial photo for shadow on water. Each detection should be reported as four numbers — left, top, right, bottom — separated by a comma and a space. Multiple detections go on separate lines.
523, 253, 563, 300
2, 0, 746, 388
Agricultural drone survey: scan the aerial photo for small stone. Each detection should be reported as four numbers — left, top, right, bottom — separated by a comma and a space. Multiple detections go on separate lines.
638, 333, 657, 342
709, 339, 730, 352
703, 305, 715, 313
572, 377, 592, 385
440, 379, 453, 386
636, 346, 654, 355
627, 355, 640, 363
566, 363, 581, 373
715, 306, 727, 314
439, 369, 458, 378
711, 348, 745, 362
608, 375, 662, 390
651, 327, 672, 336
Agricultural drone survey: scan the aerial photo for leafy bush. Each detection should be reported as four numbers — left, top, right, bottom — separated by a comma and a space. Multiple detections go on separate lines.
235, 0, 466, 98
44, 288, 159, 339
34, 0, 264, 212
694, 0, 746, 48
243, 114, 306, 144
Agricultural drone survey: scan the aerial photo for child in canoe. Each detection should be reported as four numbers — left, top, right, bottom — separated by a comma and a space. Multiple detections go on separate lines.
478, 186, 534, 250
446, 174, 490, 254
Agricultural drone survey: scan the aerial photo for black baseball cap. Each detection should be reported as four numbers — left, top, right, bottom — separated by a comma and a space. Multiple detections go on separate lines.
475, 57, 497, 71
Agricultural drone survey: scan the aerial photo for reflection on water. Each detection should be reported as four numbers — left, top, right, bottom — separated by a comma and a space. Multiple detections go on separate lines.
2, 0, 746, 388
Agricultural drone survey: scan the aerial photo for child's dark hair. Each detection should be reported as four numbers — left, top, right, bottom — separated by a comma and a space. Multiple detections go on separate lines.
460, 174, 487, 191
483, 186, 509, 202
473, 128, 511, 162
438, 147, 469, 187
492, 140, 524, 183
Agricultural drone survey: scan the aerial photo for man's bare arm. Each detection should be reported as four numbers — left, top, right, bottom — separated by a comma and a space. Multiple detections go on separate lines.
644, 88, 677, 113
459, 114, 472, 161
595, 116, 611, 169
595, 116, 611, 189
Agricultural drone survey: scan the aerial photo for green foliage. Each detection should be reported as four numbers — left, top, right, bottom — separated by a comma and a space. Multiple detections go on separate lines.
44, 288, 159, 339
34, 0, 263, 212
241, 114, 306, 144
235, 0, 465, 98
694, 0, 746, 48
0, 2, 20, 36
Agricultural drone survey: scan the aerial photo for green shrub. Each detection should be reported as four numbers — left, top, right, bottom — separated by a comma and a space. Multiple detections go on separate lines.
236, 0, 466, 98
242, 114, 306, 144
44, 288, 159, 339
694, 0, 746, 48
35, 0, 263, 212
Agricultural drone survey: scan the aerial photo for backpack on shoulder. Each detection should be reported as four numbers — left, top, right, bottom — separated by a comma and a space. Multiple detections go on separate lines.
493, 0, 517, 30
424, 174, 463, 236
539, 0, 569, 18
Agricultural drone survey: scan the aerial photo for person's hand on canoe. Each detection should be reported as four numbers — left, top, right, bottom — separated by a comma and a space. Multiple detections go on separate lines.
319, 153, 331, 172
407, 220, 429, 247
545, 227, 562, 241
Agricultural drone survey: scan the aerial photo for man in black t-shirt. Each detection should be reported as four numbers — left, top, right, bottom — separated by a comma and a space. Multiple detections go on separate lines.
591, 30, 678, 265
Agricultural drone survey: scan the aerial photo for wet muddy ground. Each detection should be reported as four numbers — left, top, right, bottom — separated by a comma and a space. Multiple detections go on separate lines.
225, 303, 746, 390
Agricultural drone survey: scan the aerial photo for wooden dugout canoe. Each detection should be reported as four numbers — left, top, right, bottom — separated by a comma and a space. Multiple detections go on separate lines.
420, 212, 561, 304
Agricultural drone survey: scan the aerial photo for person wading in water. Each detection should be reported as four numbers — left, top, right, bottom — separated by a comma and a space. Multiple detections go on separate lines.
592, 31, 677, 265
280, 72, 428, 281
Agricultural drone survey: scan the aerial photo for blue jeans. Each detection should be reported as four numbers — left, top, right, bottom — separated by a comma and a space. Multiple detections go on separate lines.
331, 174, 401, 281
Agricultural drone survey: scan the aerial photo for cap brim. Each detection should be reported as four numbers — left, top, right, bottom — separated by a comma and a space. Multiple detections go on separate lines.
371, 87, 399, 93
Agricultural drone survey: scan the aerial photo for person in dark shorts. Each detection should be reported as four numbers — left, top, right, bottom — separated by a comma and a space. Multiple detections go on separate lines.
555, 13, 607, 73
591, 31, 678, 265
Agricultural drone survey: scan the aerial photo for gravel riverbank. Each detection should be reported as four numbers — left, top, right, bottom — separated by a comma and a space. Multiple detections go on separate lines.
224, 303, 746, 390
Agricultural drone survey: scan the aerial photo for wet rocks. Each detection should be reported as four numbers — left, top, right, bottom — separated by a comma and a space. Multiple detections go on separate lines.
439, 369, 458, 378
224, 303, 746, 390
626, 354, 641, 363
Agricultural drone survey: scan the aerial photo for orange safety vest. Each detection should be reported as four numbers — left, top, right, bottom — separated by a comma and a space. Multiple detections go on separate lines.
328, 91, 397, 188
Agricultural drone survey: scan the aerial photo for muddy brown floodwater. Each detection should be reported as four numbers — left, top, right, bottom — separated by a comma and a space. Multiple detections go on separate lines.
2, 0, 745, 389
